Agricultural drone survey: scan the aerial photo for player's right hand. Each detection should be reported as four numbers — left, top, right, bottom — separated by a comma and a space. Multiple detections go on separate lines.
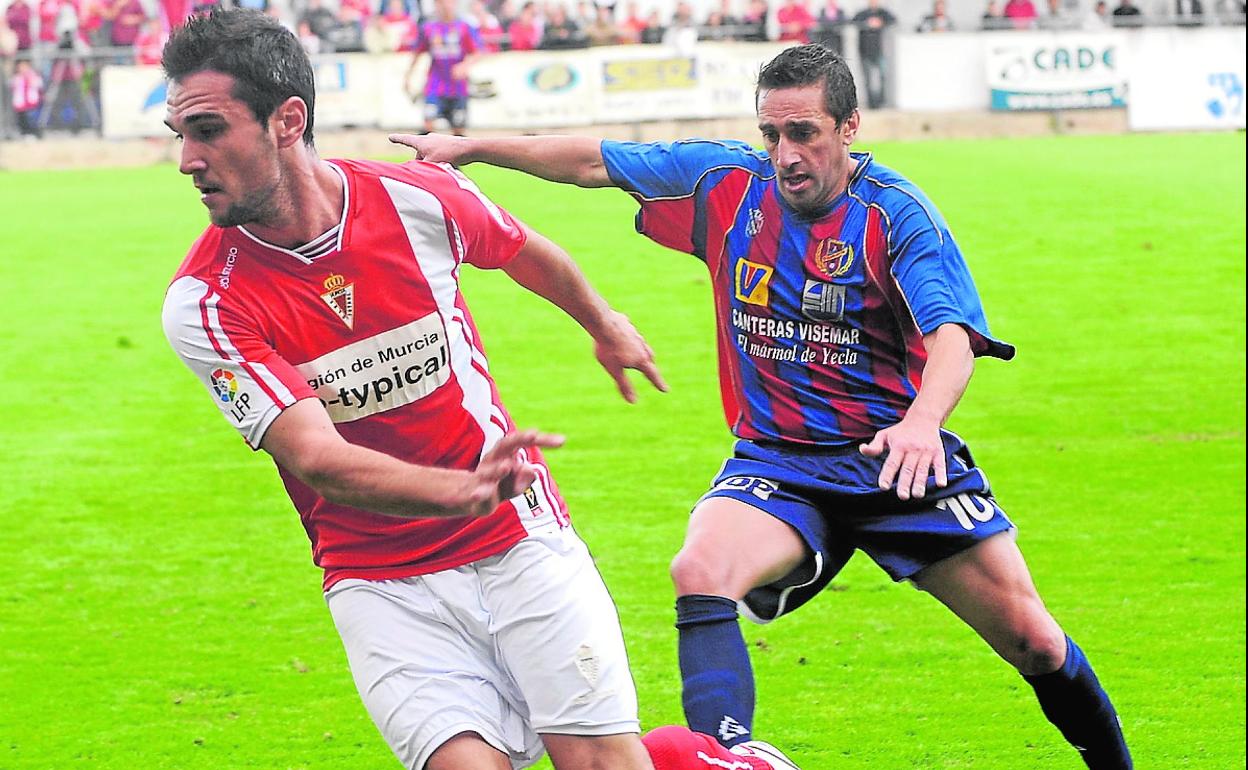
463, 429, 565, 517
593, 310, 669, 403
390, 132, 470, 166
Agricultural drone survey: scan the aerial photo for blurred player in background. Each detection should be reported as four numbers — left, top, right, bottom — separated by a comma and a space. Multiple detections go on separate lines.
158, 8, 803, 770
392, 43, 1134, 770
405, 0, 477, 136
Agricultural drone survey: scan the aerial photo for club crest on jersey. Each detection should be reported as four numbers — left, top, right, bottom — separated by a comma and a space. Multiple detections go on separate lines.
320, 273, 355, 329
523, 486, 543, 514
814, 238, 854, 278
734, 259, 773, 307
744, 207, 765, 237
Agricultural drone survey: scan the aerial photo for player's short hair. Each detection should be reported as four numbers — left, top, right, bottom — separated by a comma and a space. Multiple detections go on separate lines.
756, 44, 857, 127
162, 8, 316, 145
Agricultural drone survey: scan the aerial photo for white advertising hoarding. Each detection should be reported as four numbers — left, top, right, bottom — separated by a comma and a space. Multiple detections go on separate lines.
985, 31, 1128, 111
102, 44, 790, 138
1127, 27, 1246, 131
100, 65, 168, 139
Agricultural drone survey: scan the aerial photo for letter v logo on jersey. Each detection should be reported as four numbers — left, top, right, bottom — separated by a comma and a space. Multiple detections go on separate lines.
734, 259, 773, 307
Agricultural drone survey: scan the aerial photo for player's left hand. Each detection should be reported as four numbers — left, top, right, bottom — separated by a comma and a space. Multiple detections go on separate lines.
389, 132, 470, 165
859, 418, 947, 500
593, 310, 668, 403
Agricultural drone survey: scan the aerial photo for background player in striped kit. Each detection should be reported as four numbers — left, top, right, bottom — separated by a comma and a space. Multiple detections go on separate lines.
405, 0, 478, 136
391, 43, 1133, 770
157, 9, 808, 770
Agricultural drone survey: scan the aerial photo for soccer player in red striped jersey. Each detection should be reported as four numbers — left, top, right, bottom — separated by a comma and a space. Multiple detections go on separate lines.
392, 43, 1133, 770
150, 10, 784, 770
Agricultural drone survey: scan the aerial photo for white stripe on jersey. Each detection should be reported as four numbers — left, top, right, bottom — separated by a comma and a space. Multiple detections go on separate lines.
163, 276, 298, 448
379, 177, 506, 458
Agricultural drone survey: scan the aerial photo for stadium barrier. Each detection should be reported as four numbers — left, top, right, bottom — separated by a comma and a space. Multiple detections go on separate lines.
2, 27, 1241, 169
92, 28, 1244, 141
97, 42, 791, 139
893, 27, 1245, 131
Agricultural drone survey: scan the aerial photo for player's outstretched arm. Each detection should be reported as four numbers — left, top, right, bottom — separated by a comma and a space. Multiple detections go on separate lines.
389, 132, 614, 188
503, 222, 667, 402
261, 399, 564, 518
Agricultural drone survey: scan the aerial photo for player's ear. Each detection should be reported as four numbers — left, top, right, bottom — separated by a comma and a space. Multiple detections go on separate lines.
839, 109, 861, 146
271, 96, 309, 149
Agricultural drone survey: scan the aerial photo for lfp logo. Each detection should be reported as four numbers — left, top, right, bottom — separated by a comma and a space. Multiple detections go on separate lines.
210, 368, 239, 403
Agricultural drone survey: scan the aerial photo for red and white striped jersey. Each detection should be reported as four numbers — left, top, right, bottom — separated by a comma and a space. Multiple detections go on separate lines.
162, 159, 568, 590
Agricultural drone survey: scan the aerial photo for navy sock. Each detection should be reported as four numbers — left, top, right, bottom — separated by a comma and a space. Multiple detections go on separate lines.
1024, 636, 1133, 770
676, 594, 755, 747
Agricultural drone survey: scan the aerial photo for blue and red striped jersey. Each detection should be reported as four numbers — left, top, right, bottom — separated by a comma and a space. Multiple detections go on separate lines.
601, 138, 1014, 446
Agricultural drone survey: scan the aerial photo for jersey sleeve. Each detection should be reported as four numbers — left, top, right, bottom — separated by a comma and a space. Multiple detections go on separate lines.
885, 186, 1015, 360
431, 163, 528, 269
162, 276, 317, 449
601, 138, 767, 260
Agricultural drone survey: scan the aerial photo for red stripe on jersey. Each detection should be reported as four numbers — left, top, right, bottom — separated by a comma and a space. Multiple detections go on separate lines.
865, 206, 924, 411
704, 172, 753, 434
197, 287, 289, 409
705, 169, 752, 263
637, 195, 698, 255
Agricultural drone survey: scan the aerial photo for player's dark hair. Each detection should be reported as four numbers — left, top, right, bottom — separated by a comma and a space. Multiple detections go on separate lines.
162, 8, 316, 145
756, 44, 857, 126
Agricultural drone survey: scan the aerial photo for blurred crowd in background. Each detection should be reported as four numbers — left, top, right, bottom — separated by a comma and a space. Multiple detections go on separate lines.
2, 0, 1245, 138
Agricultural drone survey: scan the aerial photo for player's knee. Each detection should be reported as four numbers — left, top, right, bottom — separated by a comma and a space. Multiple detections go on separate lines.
547, 733, 651, 770
669, 545, 732, 596
1005, 623, 1068, 676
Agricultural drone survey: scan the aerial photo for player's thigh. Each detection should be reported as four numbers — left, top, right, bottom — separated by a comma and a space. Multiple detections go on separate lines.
542, 732, 652, 770
479, 528, 642, 738
913, 531, 1066, 673
427, 732, 513, 770
673, 494, 809, 598
326, 577, 541, 770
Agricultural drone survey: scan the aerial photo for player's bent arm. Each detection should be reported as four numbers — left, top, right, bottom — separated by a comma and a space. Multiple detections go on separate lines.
503, 223, 616, 337
862, 323, 974, 496
503, 223, 667, 401
260, 398, 531, 518
907, 322, 975, 428
391, 133, 612, 187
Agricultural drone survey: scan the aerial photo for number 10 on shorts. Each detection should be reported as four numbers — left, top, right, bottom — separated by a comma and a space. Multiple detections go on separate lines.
936, 493, 998, 531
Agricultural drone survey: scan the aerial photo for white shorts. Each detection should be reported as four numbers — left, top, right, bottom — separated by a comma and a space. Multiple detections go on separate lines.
325, 526, 641, 770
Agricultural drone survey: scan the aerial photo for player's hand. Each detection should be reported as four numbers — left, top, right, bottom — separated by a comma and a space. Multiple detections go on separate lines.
592, 310, 668, 403
389, 132, 470, 165
859, 417, 947, 501
463, 429, 565, 517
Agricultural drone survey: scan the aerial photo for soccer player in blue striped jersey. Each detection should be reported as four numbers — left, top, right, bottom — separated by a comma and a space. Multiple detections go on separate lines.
391, 44, 1133, 770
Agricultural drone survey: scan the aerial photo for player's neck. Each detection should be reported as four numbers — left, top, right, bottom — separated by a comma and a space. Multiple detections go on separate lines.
246, 157, 344, 249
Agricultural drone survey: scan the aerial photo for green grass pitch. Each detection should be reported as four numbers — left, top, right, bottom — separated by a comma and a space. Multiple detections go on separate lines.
0, 131, 1243, 769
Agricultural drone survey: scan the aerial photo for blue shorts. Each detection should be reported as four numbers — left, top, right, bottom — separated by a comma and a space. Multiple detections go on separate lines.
699, 431, 1014, 623
424, 96, 468, 129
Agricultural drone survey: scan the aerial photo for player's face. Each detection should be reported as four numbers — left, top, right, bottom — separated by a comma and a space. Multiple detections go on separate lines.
758, 83, 859, 215
166, 70, 283, 228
